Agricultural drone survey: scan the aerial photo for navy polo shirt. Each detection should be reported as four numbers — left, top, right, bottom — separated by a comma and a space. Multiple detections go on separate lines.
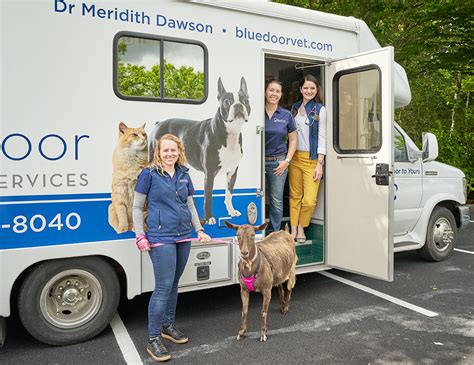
265, 106, 297, 157
135, 166, 196, 244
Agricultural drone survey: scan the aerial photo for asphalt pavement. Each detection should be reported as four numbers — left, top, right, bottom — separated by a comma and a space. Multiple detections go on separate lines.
1, 221, 473, 364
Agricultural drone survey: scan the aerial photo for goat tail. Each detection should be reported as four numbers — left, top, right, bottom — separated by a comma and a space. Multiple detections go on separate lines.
284, 223, 289, 233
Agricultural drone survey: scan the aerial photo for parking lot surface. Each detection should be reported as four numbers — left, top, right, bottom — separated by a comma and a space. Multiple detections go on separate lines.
1, 222, 473, 364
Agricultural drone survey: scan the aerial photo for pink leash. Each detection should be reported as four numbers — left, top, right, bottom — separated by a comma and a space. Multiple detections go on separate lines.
149, 238, 230, 247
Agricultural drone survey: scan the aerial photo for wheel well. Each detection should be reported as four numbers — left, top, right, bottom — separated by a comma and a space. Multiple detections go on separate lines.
10, 255, 128, 315
434, 200, 460, 228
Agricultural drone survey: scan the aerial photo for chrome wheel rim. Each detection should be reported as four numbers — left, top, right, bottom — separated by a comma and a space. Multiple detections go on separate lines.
40, 269, 102, 329
431, 217, 454, 253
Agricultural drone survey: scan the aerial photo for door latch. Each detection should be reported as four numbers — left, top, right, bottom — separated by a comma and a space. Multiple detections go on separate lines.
371, 163, 392, 186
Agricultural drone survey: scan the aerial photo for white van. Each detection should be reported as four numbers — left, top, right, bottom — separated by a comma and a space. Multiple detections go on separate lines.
0, 0, 469, 346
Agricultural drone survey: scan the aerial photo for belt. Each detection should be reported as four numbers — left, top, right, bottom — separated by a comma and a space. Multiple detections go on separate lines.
265, 155, 285, 161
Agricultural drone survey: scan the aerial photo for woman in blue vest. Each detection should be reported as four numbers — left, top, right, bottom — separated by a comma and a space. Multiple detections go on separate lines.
132, 133, 211, 362
264, 78, 297, 234
289, 75, 326, 242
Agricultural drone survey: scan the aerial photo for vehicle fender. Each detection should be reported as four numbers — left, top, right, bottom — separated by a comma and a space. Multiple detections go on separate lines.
410, 192, 462, 246
0, 240, 140, 317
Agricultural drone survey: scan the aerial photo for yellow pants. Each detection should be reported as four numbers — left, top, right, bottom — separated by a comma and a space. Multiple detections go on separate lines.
289, 151, 321, 227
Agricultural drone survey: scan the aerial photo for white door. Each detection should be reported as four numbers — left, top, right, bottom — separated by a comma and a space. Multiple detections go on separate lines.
326, 47, 394, 281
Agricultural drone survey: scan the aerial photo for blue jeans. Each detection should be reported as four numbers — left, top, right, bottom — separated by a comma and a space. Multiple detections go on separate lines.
147, 242, 191, 337
265, 157, 288, 233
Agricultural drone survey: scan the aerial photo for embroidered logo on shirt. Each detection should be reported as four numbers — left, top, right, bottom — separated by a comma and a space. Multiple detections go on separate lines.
179, 179, 189, 183
273, 118, 287, 123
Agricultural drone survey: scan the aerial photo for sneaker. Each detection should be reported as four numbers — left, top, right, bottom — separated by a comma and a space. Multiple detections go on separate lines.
161, 324, 189, 344
147, 336, 171, 362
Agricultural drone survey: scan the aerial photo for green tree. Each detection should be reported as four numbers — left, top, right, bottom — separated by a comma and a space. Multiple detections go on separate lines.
276, 0, 473, 196
117, 61, 204, 100
163, 63, 204, 99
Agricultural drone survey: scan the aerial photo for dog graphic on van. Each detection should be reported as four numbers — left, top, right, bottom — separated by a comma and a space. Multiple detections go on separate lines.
148, 77, 250, 224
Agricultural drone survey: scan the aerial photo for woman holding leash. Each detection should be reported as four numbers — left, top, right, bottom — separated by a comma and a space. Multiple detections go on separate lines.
264, 78, 297, 234
289, 75, 326, 242
133, 133, 211, 362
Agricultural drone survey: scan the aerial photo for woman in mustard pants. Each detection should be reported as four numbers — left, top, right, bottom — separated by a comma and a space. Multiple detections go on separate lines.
289, 75, 326, 242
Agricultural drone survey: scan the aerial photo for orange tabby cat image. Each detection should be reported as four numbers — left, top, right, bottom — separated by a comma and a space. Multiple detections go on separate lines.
108, 122, 148, 233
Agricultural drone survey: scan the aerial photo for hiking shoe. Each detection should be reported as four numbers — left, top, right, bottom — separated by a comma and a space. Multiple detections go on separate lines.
161, 324, 189, 344
147, 336, 171, 362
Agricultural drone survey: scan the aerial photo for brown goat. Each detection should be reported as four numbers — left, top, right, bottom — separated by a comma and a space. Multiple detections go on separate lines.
225, 221, 297, 342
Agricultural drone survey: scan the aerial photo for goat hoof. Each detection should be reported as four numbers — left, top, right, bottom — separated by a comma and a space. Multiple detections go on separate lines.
259, 334, 267, 342
237, 332, 246, 341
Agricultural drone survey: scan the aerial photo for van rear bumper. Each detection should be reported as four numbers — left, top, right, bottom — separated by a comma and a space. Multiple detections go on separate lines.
457, 205, 471, 231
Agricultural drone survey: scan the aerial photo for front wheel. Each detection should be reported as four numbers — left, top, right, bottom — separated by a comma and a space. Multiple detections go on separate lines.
418, 207, 456, 262
18, 257, 120, 345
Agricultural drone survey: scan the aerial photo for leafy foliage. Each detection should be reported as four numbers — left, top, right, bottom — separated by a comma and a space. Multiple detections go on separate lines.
276, 0, 473, 198
118, 61, 204, 100
117, 39, 204, 100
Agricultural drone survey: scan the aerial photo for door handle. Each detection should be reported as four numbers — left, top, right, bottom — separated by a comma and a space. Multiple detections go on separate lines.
371, 163, 392, 186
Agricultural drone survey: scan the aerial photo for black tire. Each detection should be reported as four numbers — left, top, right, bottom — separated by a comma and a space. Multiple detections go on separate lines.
18, 257, 120, 345
418, 207, 456, 262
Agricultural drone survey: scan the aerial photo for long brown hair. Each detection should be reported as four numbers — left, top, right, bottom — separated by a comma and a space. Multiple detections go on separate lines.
300, 74, 323, 103
150, 134, 186, 173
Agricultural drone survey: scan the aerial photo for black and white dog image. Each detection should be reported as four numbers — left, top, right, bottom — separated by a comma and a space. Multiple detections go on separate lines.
148, 77, 250, 224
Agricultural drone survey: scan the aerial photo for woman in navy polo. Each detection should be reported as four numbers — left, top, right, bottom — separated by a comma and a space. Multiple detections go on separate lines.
132, 133, 211, 362
264, 79, 297, 234
289, 75, 326, 243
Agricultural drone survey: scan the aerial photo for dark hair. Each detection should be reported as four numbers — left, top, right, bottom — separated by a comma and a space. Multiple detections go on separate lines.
299, 74, 322, 103
265, 78, 283, 92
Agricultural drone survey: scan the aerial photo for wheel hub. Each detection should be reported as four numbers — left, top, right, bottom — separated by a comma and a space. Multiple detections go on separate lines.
62, 288, 82, 306
53, 279, 86, 307
432, 217, 454, 252
40, 270, 102, 329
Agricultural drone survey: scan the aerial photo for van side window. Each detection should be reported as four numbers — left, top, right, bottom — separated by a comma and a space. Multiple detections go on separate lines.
394, 128, 409, 162
334, 68, 381, 153
113, 33, 208, 104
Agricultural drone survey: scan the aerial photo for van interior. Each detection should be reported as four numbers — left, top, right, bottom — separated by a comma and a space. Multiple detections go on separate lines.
264, 55, 326, 266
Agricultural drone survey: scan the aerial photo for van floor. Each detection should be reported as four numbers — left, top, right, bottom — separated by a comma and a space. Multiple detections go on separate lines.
295, 223, 324, 265
276, 218, 324, 266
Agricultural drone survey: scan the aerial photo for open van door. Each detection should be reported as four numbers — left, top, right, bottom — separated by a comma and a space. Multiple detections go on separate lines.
326, 47, 394, 281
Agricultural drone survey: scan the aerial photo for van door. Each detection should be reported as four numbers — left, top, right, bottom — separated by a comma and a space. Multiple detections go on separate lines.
326, 47, 394, 281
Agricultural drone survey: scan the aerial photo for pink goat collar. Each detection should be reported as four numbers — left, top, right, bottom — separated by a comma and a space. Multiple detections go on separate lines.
241, 273, 257, 292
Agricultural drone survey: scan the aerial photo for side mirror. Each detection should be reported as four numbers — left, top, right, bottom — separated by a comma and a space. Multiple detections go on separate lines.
407, 148, 422, 162
422, 132, 438, 162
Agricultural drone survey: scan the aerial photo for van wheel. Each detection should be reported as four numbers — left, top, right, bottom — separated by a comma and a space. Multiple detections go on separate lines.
18, 257, 120, 345
418, 207, 456, 262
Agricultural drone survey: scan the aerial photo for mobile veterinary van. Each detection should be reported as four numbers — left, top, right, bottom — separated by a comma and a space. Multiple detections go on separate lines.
0, 0, 469, 346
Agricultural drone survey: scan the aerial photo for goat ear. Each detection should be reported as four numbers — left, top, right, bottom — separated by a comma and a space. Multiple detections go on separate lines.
224, 221, 239, 230
254, 222, 267, 232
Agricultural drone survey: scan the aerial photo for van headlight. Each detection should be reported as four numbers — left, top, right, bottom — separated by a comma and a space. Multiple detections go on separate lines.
462, 177, 467, 202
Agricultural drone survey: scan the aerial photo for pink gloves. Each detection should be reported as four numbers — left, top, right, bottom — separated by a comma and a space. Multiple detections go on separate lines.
136, 234, 150, 251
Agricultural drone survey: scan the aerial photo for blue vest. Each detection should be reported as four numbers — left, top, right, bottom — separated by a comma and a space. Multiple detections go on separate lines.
291, 99, 323, 160
145, 166, 193, 242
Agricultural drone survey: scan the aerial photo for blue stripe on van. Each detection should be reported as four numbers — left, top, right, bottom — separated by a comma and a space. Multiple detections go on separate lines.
0, 193, 111, 202
0, 193, 261, 250
0, 188, 257, 203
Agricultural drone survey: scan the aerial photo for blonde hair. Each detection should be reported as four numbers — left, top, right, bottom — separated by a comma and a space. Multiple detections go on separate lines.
150, 134, 186, 173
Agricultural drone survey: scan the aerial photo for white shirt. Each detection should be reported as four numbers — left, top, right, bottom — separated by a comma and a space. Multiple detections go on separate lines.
295, 106, 327, 155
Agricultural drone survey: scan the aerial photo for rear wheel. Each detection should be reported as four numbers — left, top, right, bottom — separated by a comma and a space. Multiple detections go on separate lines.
18, 257, 120, 345
418, 207, 456, 262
